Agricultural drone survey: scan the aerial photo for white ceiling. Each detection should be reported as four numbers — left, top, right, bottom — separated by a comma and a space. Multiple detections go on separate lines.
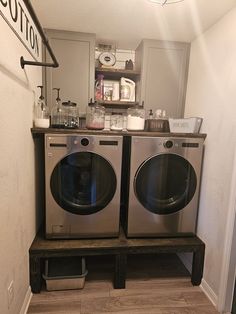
31, 0, 236, 49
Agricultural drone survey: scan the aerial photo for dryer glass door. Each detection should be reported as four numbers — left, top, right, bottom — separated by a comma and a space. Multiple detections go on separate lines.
134, 154, 197, 215
50, 152, 117, 215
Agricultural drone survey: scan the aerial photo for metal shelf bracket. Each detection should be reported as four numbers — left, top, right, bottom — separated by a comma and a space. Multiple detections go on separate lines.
20, 0, 59, 69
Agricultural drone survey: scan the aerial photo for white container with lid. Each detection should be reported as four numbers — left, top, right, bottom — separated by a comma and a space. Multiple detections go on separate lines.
126, 105, 145, 131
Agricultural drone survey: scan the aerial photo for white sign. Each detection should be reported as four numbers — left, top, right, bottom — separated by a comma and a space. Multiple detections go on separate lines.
0, 0, 42, 61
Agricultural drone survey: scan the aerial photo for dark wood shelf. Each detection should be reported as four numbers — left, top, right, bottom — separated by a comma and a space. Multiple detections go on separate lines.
99, 100, 138, 107
29, 227, 205, 293
95, 67, 140, 79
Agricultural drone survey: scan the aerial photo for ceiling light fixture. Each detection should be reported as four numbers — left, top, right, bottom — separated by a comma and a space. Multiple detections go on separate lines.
149, 0, 184, 5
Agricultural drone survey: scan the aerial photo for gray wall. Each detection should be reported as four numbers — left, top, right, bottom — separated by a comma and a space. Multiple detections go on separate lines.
185, 6, 236, 309
0, 18, 42, 314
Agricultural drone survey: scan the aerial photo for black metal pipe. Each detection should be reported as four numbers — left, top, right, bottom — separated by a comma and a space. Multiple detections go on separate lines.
20, 0, 59, 69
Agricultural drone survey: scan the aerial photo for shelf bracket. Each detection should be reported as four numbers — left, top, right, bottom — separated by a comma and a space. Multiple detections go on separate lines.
20, 0, 59, 69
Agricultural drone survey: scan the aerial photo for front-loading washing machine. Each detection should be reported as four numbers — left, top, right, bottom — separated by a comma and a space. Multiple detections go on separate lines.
45, 134, 123, 239
125, 136, 205, 237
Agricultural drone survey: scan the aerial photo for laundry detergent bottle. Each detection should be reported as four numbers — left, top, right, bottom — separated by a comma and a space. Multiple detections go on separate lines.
120, 77, 135, 102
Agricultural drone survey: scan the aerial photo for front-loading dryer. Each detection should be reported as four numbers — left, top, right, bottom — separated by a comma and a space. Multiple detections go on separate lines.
45, 134, 123, 239
125, 136, 205, 237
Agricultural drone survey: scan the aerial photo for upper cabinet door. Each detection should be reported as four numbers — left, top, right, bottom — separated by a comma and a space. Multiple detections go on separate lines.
135, 40, 190, 118
44, 30, 95, 115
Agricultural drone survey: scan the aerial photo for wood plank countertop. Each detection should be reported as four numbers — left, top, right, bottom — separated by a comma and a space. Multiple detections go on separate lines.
31, 127, 207, 139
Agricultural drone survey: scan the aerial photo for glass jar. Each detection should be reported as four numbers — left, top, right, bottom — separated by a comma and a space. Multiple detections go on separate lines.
126, 105, 145, 131
110, 114, 123, 131
62, 101, 79, 128
34, 85, 50, 128
86, 102, 105, 130
50, 88, 66, 128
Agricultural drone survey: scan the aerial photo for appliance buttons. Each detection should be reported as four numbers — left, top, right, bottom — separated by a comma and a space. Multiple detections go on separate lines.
81, 138, 89, 146
164, 140, 173, 148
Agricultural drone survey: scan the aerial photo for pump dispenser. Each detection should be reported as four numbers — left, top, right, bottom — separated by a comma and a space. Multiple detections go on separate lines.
50, 88, 65, 128
34, 85, 50, 128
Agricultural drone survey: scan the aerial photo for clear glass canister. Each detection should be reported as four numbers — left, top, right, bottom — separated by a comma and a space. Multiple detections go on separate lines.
126, 105, 145, 131
110, 114, 123, 131
34, 85, 50, 128
86, 102, 105, 130
62, 101, 79, 128
50, 88, 66, 128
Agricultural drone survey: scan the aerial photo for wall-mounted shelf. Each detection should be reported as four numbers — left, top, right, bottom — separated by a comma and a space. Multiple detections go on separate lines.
98, 100, 138, 107
95, 67, 140, 80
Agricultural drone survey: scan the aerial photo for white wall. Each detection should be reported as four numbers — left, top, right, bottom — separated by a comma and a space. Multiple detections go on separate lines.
0, 17, 42, 314
185, 6, 236, 305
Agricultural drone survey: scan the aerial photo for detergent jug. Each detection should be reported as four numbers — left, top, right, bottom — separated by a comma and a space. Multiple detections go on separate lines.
120, 77, 135, 102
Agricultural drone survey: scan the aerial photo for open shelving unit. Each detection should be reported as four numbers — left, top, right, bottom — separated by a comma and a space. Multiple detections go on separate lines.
95, 67, 140, 107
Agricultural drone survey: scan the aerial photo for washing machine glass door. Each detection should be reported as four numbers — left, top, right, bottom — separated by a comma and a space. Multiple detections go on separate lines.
134, 154, 197, 215
50, 152, 117, 215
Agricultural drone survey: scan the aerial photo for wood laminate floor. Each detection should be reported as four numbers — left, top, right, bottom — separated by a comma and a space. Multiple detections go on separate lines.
27, 254, 219, 314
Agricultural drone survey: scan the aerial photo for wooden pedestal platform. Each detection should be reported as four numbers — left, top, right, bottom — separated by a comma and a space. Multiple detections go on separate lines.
29, 229, 205, 293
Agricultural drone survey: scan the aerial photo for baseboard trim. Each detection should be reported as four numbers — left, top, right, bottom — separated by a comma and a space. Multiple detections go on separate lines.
200, 278, 218, 308
20, 286, 32, 314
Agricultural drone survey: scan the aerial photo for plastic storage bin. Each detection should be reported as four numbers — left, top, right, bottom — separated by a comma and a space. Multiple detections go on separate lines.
169, 117, 203, 133
43, 256, 87, 291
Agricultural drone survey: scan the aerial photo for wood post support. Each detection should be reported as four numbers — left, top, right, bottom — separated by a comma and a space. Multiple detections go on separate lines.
114, 253, 127, 289
191, 245, 205, 285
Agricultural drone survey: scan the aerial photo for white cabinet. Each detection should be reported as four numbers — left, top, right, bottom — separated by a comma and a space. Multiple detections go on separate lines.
135, 39, 190, 118
44, 30, 95, 115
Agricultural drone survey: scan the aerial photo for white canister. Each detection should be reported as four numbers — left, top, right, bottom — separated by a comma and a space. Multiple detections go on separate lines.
127, 115, 145, 130
126, 106, 145, 131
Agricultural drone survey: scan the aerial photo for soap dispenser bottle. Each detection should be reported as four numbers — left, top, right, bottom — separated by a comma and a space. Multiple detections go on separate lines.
34, 85, 50, 128
50, 88, 65, 128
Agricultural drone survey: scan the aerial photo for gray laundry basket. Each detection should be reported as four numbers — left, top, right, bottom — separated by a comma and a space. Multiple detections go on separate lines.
43, 256, 88, 291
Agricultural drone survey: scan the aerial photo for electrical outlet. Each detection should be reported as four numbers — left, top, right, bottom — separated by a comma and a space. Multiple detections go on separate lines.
7, 280, 14, 308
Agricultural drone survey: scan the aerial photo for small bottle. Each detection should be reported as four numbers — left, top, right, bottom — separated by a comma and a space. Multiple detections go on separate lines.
34, 85, 50, 128
149, 109, 153, 119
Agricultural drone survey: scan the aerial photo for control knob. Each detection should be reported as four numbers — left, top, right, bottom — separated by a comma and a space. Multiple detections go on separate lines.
81, 138, 89, 146
164, 140, 173, 148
